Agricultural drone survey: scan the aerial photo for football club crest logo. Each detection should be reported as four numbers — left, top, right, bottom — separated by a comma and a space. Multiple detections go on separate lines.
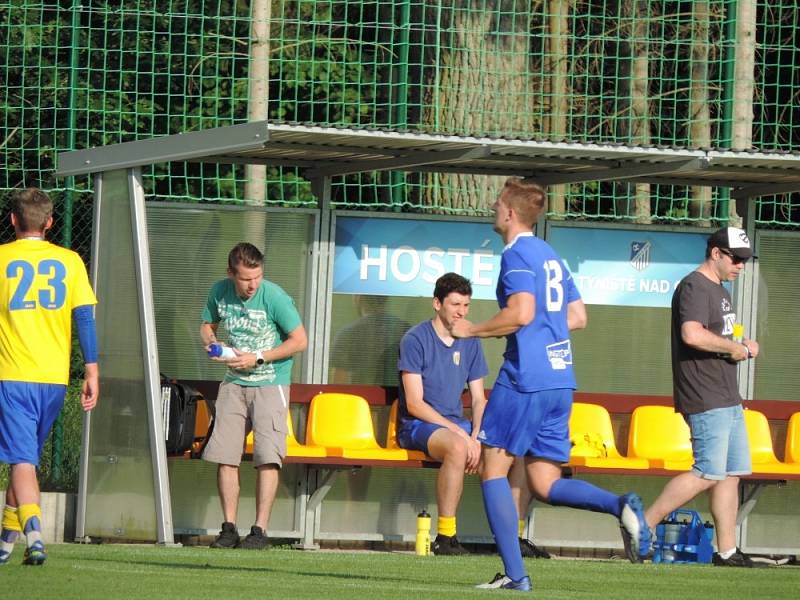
721, 298, 731, 312
630, 241, 651, 272
453, 351, 460, 366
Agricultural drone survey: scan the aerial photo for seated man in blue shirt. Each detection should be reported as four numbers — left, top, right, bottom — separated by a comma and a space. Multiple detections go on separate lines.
398, 272, 545, 557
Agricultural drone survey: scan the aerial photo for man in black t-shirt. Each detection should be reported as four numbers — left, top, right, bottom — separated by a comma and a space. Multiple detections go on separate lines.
643, 226, 759, 568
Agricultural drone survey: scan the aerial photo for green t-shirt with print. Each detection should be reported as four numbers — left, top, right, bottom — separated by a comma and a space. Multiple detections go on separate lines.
202, 278, 302, 386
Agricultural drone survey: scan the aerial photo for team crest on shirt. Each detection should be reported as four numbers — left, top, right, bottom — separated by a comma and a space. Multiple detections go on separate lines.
453, 351, 460, 366
721, 298, 731, 312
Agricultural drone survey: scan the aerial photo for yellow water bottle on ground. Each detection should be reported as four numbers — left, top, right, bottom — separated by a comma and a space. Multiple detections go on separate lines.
416, 509, 431, 555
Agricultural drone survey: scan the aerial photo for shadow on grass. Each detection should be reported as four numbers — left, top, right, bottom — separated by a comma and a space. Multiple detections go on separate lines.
78, 553, 422, 586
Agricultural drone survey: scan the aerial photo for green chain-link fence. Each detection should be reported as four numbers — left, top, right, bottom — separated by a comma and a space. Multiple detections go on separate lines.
2, 1, 799, 219
2, 0, 800, 490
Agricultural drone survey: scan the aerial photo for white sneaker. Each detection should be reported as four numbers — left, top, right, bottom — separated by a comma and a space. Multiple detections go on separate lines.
476, 573, 511, 589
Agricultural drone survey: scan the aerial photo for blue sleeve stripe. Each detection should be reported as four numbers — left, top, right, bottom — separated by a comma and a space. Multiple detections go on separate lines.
73, 304, 98, 363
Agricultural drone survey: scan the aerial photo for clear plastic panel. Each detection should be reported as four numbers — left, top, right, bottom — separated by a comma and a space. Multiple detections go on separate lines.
84, 170, 158, 540
145, 205, 314, 381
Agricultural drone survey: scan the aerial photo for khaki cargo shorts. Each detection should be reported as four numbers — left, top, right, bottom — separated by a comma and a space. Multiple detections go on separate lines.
202, 381, 289, 468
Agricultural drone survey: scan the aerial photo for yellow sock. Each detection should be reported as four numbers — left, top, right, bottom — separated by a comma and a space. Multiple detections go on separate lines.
2, 506, 22, 533
518, 519, 526, 538
18, 504, 42, 534
437, 515, 457, 538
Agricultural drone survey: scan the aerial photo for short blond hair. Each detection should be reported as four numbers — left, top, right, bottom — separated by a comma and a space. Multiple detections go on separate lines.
499, 177, 546, 227
10, 188, 53, 233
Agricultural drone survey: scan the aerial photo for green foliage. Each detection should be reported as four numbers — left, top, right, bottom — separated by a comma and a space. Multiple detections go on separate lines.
2, 1, 800, 217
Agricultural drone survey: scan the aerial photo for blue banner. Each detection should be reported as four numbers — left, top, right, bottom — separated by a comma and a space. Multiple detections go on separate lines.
333, 216, 503, 299
549, 227, 709, 307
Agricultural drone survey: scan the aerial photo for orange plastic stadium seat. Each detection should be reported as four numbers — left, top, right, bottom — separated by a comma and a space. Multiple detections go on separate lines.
744, 409, 800, 475
785, 412, 800, 465
627, 405, 693, 470
385, 400, 429, 461
245, 410, 328, 458
567, 403, 649, 469
305, 393, 409, 461
190, 399, 213, 454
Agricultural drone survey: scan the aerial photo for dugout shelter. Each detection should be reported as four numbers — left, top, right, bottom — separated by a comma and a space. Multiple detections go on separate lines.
56, 121, 800, 549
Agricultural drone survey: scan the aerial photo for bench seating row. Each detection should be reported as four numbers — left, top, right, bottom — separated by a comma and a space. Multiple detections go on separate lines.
188, 392, 800, 478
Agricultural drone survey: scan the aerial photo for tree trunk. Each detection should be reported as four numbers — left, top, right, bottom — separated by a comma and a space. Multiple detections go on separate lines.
615, 0, 651, 224
688, 0, 712, 224
422, 1, 539, 212
244, 0, 270, 207
728, 0, 757, 227
543, 0, 570, 217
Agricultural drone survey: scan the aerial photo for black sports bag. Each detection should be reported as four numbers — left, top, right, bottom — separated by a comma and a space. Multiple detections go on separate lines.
160, 375, 202, 455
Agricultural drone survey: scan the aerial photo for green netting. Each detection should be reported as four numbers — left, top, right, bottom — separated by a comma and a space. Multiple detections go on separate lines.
1, 0, 799, 225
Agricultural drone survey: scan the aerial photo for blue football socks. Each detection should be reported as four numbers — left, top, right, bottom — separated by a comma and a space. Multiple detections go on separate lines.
482, 477, 526, 582
547, 478, 621, 516
0, 529, 19, 564
0, 505, 22, 565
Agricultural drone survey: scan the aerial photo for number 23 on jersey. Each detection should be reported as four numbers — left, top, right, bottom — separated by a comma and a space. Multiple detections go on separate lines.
6, 259, 67, 310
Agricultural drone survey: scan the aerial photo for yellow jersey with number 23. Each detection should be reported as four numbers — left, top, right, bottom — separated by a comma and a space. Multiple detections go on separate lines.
0, 239, 97, 385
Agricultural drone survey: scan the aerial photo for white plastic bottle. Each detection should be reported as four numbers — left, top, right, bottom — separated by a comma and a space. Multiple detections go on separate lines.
208, 343, 236, 360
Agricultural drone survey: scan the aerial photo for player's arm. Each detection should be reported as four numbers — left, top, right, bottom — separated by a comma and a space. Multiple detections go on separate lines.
262, 323, 308, 361
464, 377, 486, 472
402, 372, 471, 437
681, 321, 749, 361
73, 304, 99, 411
567, 298, 588, 331
451, 292, 534, 339
227, 324, 308, 370
200, 321, 220, 348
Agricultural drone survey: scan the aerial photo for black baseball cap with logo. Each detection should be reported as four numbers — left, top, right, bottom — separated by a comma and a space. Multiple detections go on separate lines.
707, 226, 756, 261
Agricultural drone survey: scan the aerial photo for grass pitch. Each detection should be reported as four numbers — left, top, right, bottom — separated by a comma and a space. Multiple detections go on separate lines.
1, 544, 798, 599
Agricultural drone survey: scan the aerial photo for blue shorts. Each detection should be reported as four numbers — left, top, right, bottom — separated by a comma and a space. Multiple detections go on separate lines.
478, 384, 572, 462
397, 416, 472, 454
686, 404, 751, 480
0, 381, 67, 465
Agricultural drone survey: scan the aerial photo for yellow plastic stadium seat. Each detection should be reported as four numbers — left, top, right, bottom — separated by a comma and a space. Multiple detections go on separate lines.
744, 409, 800, 475
785, 412, 800, 465
627, 405, 693, 470
567, 403, 649, 469
245, 410, 328, 458
385, 400, 430, 461
306, 393, 409, 461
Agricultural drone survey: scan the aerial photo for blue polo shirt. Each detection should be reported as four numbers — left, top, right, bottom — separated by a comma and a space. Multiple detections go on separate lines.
397, 320, 488, 423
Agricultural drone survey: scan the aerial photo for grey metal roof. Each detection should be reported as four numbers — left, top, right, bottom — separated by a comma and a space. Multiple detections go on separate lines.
56, 121, 800, 199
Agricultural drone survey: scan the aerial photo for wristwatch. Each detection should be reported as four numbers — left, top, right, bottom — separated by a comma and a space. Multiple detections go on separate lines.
255, 351, 265, 366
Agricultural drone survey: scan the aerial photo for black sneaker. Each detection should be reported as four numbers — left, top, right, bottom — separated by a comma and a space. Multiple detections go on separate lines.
431, 534, 469, 555
210, 522, 240, 548
519, 538, 551, 559
712, 548, 754, 567
238, 525, 270, 550
21, 541, 47, 566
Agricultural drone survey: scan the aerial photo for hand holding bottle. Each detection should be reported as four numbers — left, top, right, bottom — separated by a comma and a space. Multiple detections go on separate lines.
207, 343, 236, 360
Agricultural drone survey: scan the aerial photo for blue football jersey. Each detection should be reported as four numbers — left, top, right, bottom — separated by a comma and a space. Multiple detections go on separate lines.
494, 233, 581, 392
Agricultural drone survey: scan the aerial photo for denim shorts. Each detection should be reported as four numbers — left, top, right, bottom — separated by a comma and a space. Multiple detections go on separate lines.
686, 404, 751, 480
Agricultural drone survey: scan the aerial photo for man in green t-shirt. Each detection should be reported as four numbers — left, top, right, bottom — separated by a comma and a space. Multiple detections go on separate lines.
200, 242, 307, 550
